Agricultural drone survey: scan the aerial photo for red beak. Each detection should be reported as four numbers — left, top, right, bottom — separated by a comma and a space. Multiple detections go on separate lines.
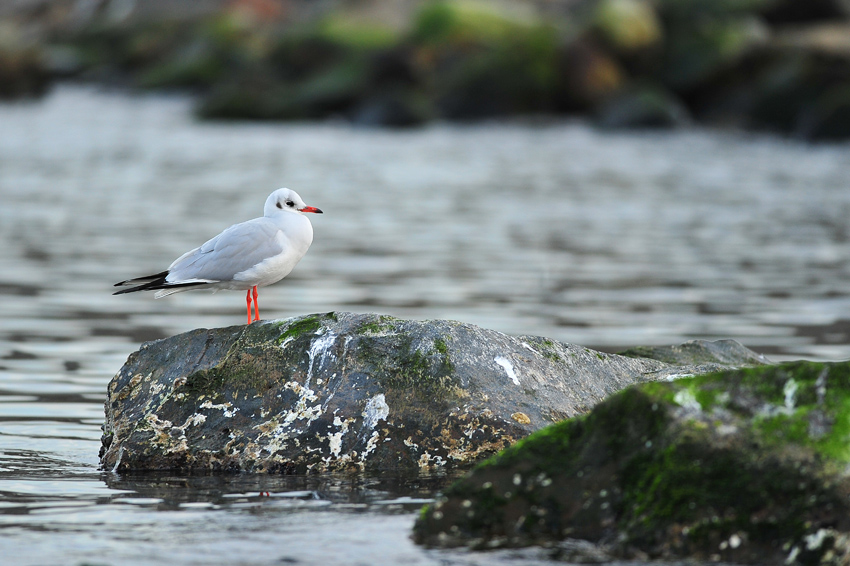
299, 206, 323, 214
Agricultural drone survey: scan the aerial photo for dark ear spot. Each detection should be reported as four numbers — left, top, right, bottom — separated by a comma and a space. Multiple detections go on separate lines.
276, 202, 282, 209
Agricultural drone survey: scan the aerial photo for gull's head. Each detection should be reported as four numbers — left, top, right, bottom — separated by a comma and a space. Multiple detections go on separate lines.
264, 188, 323, 217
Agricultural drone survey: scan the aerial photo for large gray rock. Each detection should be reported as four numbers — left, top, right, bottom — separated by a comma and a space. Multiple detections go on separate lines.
99, 312, 765, 473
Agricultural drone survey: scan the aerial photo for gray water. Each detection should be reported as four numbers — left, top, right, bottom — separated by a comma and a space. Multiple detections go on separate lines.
0, 85, 848, 565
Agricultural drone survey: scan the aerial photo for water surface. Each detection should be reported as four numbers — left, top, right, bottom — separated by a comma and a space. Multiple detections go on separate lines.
0, 86, 848, 565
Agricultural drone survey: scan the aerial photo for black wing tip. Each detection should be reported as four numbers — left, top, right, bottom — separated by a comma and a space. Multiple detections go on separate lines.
114, 270, 170, 287
112, 287, 138, 295
112, 270, 170, 294
113, 281, 210, 295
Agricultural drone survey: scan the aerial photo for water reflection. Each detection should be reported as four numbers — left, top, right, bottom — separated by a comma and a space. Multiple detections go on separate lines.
0, 459, 462, 566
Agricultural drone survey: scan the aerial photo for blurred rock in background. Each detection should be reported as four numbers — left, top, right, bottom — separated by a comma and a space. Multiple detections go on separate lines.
1, 0, 849, 139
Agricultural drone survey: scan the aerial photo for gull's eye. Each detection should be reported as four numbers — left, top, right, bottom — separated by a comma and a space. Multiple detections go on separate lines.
286, 200, 294, 207
276, 202, 283, 209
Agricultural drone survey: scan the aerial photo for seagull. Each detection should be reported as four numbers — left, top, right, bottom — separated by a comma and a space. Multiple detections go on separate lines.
114, 188, 322, 324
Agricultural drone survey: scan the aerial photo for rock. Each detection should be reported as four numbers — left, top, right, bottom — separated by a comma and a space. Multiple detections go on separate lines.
0, 22, 50, 99
740, 25, 850, 137
554, 38, 626, 111
661, 15, 769, 90
796, 83, 850, 141
413, 360, 850, 565
773, 23, 850, 58
196, 70, 292, 120
288, 57, 370, 115
670, 22, 850, 139
98, 312, 759, 474
411, 1, 562, 119
760, 0, 850, 24
0, 47, 50, 99
594, 0, 663, 53
199, 29, 409, 121
351, 89, 432, 127
619, 338, 769, 366
135, 38, 226, 89
595, 85, 690, 128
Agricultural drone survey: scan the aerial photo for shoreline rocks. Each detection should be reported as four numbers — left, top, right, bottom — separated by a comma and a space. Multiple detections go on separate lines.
4, 1, 850, 138
98, 312, 763, 474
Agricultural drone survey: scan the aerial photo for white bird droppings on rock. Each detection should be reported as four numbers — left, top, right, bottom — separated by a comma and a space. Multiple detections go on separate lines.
199, 399, 239, 418
363, 394, 389, 429
328, 415, 351, 458
495, 356, 520, 385
307, 331, 337, 381
362, 430, 381, 457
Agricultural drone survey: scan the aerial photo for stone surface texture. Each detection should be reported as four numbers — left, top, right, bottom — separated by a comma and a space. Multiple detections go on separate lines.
413, 360, 850, 565
99, 312, 764, 474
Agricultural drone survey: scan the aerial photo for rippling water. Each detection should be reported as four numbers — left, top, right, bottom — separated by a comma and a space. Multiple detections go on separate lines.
1, 85, 848, 565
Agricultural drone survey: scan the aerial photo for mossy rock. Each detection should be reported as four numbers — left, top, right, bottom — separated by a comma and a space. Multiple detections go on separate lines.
413, 360, 850, 564
618, 338, 767, 366
594, 0, 663, 53
0, 47, 50, 99
595, 84, 690, 128
135, 39, 227, 89
99, 312, 757, 474
796, 82, 850, 141
411, 1, 543, 47
410, 0, 562, 119
661, 15, 768, 89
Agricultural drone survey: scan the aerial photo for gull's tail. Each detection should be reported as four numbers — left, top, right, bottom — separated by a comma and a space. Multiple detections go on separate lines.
113, 271, 210, 296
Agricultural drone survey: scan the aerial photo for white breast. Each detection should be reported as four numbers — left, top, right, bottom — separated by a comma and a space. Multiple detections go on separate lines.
234, 216, 313, 287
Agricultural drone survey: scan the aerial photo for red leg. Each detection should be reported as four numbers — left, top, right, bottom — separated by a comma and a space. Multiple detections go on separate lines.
252, 286, 260, 322
246, 289, 252, 325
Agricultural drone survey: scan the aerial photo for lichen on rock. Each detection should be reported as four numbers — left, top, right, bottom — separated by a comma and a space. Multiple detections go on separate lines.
100, 312, 764, 475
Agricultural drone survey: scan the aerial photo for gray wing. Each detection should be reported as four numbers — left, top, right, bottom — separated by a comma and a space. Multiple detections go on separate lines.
166, 218, 283, 283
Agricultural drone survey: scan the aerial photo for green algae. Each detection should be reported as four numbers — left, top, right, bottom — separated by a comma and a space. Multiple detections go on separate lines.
358, 329, 460, 405
183, 367, 227, 394
474, 386, 666, 474
622, 362, 850, 550
276, 314, 325, 343
433, 337, 455, 373
620, 345, 684, 364
356, 315, 402, 335
181, 351, 283, 396
414, 360, 850, 561
318, 15, 399, 50
672, 361, 850, 463
178, 319, 339, 396
434, 337, 449, 355
533, 339, 563, 363
618, 438, 826, 553
376, 345, 454, 397
413, 1, 542, 45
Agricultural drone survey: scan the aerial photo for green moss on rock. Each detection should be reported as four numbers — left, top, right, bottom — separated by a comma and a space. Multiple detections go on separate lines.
367, 337, 459, 403
356, 314, 402, 335
277, 314, 326, 343
414, 359, 850, 564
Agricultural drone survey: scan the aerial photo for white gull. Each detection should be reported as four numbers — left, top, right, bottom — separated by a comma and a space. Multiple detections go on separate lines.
113, 188, 322, 324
